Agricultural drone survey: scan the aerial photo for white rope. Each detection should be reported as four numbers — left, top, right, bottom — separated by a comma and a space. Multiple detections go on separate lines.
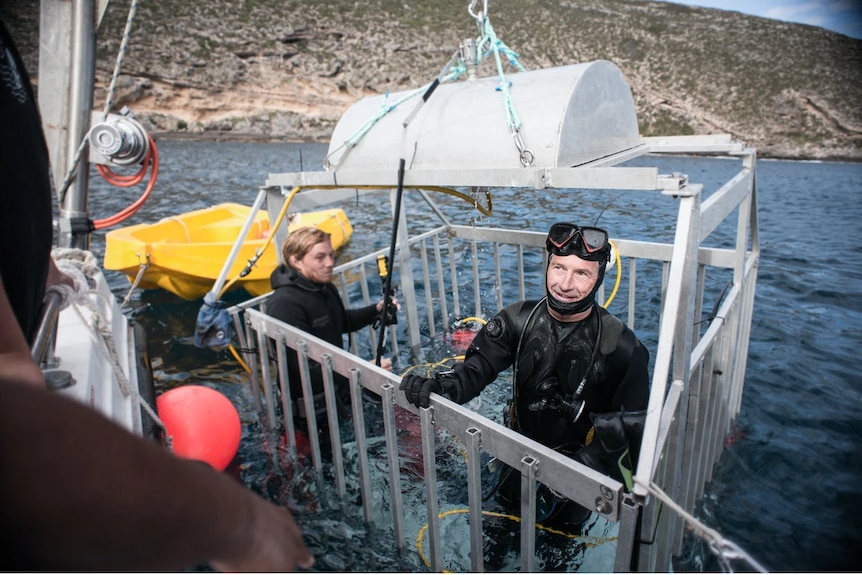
136, 396, 172, 450
120, 254, 150, 308
50, 248, 172, 445
633, 476, 769, 573
102, 0, 140, 120
51, 249, 132, 396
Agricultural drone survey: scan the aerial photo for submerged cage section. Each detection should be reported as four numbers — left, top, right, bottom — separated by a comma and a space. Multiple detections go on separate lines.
227, 137, 759, 571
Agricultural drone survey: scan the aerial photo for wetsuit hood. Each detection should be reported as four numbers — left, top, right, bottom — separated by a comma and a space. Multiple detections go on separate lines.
270, 263, 326, 292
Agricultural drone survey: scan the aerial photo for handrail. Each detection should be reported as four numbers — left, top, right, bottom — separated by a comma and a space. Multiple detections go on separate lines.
31, 290, 63, 365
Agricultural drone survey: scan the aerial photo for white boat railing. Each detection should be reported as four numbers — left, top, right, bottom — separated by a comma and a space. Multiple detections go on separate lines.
227, 144, 760, 572
32, 260, 156, 438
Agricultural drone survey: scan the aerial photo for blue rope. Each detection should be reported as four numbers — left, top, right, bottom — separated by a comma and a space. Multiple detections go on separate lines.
326, 11, 530, 169
476, 16, 525, 133
346, 88, 423, 148
324, 55, 467, 170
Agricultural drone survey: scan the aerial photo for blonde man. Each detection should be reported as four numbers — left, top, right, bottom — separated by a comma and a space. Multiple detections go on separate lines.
268, 226, 396, 427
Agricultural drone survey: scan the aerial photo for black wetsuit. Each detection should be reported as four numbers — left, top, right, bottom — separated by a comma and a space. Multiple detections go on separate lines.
0, 21, 54, 344
267, 263, 379, 417
446, 298, 650, 527
449, 299, 649, 445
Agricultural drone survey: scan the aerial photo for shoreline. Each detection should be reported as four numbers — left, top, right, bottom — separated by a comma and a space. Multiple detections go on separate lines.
150, 130, 862, 164
150, 131, 862, 164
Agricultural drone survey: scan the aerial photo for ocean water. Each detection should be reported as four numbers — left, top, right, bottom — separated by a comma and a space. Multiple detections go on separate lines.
86, 140, 862, 571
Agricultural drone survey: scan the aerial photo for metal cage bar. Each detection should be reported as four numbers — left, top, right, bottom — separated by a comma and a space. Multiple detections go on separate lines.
226, 149, 759, 572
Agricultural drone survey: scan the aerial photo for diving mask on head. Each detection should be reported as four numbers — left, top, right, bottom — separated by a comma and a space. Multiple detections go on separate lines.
545, 222, 611, 315
546, 222, 611, 262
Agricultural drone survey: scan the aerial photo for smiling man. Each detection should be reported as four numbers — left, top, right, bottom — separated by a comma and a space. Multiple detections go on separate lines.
401, 222, 651, 535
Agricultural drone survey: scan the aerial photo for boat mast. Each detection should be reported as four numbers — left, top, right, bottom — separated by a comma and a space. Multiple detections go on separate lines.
38, 0, 101, 249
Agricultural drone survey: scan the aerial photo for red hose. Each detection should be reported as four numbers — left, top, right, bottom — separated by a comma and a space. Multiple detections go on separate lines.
92, 134, 159, 230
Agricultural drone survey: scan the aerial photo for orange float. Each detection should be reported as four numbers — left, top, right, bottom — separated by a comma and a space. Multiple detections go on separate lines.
156, 385, 242, 471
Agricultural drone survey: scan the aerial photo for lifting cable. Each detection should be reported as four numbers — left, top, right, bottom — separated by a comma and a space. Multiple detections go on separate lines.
323, 48, 466, 172
324, 0, 529, 171
59, 0, 141, 202
633, 477, 768, 573
468, 0, 532, 166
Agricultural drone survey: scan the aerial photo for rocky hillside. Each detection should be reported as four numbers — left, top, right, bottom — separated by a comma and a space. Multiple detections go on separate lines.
4, 0, 861, 160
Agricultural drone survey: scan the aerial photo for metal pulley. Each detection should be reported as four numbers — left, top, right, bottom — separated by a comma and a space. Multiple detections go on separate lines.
459, 38, 479, 80
88, 108, 150, 166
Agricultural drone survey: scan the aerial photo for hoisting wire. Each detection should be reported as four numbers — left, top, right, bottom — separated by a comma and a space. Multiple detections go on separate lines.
102, 0, 140, 122
472, 10, 532, 166
325, 0, 529, 171
633, 477, 769, 573
323, 88, 422, 171
467, 0, 488, 21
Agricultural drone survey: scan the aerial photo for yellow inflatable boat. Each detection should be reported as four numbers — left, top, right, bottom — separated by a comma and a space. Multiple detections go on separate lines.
104, 203, 352, 300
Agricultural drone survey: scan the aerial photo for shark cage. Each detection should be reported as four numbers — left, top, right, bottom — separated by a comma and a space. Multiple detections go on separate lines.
227, 60, 759, 572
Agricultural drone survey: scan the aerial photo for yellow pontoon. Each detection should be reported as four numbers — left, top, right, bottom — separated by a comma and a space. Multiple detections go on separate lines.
104, 203, 352, 300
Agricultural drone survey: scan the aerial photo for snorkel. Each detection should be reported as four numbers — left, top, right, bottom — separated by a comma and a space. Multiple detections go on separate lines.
544, 222, 611, 316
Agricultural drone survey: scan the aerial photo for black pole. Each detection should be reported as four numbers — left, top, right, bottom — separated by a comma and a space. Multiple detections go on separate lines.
375, 158, 405, 366
374, 78, 441, 366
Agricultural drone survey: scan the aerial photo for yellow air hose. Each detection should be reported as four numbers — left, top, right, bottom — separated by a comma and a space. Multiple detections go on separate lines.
224, 186, 301, 372
218, 186, 301, 299
601, 239, 621, 309
414, 508, 618, 570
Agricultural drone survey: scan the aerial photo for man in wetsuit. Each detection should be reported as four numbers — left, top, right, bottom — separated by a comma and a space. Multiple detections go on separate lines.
400, 222, 650, 529
267, 226, 397, 428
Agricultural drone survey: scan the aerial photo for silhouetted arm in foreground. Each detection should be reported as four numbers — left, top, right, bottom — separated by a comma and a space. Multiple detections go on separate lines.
0, 377, 314, 572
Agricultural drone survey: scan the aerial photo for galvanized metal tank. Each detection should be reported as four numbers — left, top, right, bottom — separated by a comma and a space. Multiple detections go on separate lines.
326, 60, 640, 171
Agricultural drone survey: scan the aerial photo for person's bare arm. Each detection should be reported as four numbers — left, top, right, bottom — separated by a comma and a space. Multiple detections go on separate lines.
0, 274, 44, 387
0, 378, 314, 571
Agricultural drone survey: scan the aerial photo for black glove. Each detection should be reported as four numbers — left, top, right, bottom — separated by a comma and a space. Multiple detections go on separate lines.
372, 296, 398, 328
573, 409, 646, 491
400, 374, 441, 409
400, 371, 460, 408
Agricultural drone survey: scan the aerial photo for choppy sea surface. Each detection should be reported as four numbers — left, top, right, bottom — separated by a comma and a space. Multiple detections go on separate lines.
86, 140, 862, 572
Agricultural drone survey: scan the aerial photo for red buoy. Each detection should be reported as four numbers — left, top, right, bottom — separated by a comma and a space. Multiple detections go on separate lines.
156, 385, 241, 471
